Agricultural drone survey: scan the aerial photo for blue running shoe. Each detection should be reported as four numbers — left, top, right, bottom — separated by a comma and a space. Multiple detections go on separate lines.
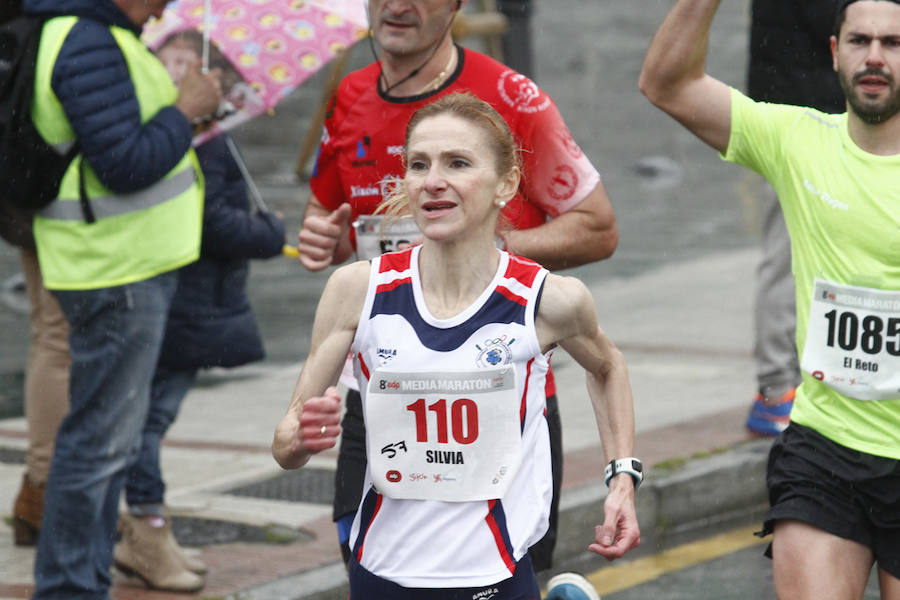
745, 388, 794, 437
545, 572, 600, 600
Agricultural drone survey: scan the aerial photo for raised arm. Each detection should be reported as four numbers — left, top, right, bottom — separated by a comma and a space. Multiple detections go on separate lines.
638, 0, 733, 153
537, 275, 640, 560
272, 261, 368, 469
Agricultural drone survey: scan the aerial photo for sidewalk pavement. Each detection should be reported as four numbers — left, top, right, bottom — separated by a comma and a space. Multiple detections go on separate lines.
0, 247, 774, 600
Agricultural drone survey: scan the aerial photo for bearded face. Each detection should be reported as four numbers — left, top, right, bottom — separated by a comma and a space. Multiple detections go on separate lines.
832, 1, 900, 124
838, 64, 900, 124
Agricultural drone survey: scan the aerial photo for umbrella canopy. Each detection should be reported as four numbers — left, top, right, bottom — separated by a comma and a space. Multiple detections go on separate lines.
142, 0, 368, 144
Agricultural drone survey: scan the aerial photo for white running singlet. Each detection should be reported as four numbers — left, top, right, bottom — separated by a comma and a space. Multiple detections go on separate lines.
349, 246, 554, 588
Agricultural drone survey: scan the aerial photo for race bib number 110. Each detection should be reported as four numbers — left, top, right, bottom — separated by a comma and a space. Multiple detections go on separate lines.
365, 367, 522, 502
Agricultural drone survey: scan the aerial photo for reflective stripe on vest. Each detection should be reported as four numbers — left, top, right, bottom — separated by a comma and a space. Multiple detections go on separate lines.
39, 167, 196, 221
51, 139, 75, 154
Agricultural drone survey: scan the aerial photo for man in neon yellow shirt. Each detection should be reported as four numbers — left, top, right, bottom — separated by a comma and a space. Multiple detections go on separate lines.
640, 0, 900, 597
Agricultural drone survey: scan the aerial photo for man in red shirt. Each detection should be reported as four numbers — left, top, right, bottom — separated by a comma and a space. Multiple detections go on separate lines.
297, 0, 619, 575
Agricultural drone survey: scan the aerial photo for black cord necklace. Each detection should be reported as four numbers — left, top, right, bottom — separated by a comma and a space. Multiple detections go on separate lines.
368, 13, 456, 96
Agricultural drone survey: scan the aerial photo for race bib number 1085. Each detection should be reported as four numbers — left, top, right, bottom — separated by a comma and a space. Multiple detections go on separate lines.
800, 279, 900, 401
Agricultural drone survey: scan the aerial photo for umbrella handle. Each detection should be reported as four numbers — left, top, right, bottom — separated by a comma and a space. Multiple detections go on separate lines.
202, 0, 211, 73
224, 138, 298, 260
224, 136, 270, 214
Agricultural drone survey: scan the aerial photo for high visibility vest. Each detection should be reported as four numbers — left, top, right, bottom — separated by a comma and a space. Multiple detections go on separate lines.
32, 17, 203, 290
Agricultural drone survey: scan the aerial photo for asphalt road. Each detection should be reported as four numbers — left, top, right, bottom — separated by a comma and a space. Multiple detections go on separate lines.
541, 523, 881, 600
597, 531, 882, 600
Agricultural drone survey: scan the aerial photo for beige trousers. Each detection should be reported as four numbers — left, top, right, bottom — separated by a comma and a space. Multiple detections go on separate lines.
20, 249, 70, 484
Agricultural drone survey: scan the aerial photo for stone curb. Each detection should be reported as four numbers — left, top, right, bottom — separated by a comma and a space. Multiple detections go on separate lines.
552, 438, 770, 567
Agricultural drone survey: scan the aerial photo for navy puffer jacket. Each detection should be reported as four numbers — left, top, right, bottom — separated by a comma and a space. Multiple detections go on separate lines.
158, 134, 286, 370
23, 0, 194, 191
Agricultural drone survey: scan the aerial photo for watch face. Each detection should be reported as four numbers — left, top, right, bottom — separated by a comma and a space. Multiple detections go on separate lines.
606, 459, 643, 484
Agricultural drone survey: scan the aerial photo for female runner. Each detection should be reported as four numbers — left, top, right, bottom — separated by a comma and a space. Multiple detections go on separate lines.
273, 93, 641, 599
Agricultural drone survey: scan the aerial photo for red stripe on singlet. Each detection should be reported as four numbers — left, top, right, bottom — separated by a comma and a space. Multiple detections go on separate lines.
496, 284, 528, 307
504, 254, 540, 287
484, 499, 516, 574
356, 493, 383, 563
379, 248, 412, 273
520, 358, 534, 427
375, 277, 412, 294
358, 353, 370, 381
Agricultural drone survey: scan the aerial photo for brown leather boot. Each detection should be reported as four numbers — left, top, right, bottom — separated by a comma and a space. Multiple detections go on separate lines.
114, 514, 204, 592
12, 474, 44, 546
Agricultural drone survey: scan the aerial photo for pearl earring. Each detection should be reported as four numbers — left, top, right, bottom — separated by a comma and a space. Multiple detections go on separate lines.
497, 200, 507, 208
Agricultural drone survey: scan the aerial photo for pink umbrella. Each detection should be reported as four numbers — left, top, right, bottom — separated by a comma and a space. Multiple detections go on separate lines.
142, 0, 368, 145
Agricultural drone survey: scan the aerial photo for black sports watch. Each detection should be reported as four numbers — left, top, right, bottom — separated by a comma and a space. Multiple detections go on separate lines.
604, 457, 643, 490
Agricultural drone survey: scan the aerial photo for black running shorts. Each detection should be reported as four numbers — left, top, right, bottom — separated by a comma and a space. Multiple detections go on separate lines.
761, 422, 900, 578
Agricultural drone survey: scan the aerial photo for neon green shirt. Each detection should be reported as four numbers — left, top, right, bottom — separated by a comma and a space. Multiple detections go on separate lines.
724, 88, 900, 459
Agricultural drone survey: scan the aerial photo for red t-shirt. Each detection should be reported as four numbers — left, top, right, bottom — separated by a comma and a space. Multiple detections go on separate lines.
312, 46, 600, 233
312, 47, 602, 395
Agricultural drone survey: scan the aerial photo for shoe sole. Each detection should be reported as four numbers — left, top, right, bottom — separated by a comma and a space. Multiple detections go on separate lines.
546, 572, 601, 600
113, 560, 204, 593
12, 517, 39, 547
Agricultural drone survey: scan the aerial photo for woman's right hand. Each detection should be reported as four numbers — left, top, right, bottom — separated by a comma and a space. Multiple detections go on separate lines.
273, 386, 342, 468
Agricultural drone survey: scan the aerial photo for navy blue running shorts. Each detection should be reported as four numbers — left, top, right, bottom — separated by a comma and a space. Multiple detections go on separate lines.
348, 553, 540, 600
760, 422, 900, 578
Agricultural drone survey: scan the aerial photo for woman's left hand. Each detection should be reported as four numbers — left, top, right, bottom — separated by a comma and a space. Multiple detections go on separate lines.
589, 474, 641, 560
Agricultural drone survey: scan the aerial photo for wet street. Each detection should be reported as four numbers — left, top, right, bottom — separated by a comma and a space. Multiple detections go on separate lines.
568, 525, 881, 600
